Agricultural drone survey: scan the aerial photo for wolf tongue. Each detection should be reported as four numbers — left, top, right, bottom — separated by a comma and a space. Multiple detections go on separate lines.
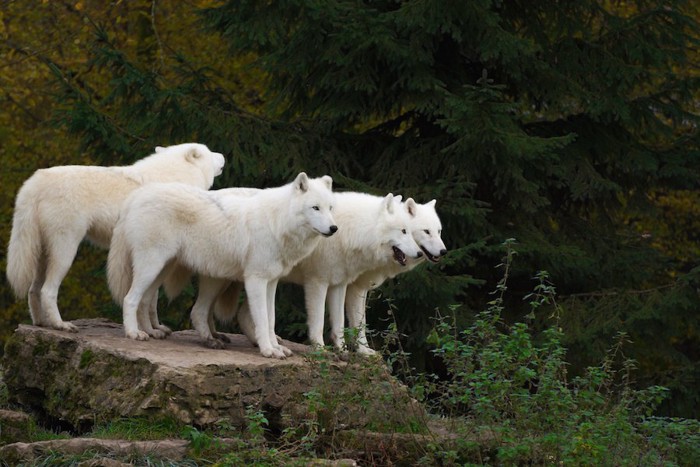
392, 246, 407, 266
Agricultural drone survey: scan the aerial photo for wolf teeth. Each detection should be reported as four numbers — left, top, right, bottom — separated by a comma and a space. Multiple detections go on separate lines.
419, 245, 442, 263
392, 246, 407, 266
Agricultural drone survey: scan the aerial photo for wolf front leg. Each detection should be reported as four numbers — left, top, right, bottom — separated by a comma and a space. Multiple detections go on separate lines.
246, 276, 286, 359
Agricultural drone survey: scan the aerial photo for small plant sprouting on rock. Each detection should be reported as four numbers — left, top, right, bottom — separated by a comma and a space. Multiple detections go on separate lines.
181, 425, 213, 457
244, 404, 269, 446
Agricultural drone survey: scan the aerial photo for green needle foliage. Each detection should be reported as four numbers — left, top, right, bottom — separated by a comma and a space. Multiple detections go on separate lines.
45, 0, 700, 416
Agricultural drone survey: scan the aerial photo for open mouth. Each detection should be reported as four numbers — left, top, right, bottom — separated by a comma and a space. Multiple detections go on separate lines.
420, 245, 441, 263
392, 246, 407, 266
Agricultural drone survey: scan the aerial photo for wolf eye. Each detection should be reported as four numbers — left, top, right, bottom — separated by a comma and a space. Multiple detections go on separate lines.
424, 229, 430, 235
402, 229, 407, 234
312, 206, 320, 211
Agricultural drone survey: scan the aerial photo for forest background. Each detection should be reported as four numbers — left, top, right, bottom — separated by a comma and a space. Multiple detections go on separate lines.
1, 0, 698, 419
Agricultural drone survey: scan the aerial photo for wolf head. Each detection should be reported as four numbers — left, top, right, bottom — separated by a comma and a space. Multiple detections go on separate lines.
155, 143, 226, 187
378, 194, 423, 266
406, 199, 447, 263
292, 172, 338, 237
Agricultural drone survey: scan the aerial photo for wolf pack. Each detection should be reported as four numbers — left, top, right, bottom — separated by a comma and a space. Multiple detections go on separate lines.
6, 143, 447, 359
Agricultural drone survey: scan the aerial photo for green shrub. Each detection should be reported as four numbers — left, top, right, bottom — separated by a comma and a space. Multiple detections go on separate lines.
405, 239, 699, 465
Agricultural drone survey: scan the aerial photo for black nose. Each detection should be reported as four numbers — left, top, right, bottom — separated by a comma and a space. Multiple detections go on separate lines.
416, 250, 423, 257
330, 225, 338, 234
440, 249, 447, 256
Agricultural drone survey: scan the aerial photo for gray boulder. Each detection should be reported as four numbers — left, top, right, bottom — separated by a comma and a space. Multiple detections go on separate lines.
3, 319, 424, 432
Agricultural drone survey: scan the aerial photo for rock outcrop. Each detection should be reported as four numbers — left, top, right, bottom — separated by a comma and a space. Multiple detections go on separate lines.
2, 319, 424, 432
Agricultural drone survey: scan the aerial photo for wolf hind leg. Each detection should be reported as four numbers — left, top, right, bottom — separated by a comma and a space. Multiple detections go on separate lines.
123, 255, 168, 340
327, 283, 348, 353
147, 289, 172, 337
345, 283, 376, 356
191, 277, 230, 348
266, 279, 291, 356
139, 288, 168, 339
28, 255, 47, 326
40, 232, 84, 332
304, 280, 328, 349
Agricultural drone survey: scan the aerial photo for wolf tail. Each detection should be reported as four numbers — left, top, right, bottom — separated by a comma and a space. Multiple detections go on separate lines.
6, 180, 42, 298
162, 263, 193, 301
213, 282, 244, 323
220, 287, 260, 346
107, 220, 133, 306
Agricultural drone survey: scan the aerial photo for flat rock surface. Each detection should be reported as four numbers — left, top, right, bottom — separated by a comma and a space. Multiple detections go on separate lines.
32, 318, 312, 367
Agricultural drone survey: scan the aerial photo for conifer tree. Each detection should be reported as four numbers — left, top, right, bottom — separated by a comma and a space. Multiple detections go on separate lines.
51, 1, 700, 416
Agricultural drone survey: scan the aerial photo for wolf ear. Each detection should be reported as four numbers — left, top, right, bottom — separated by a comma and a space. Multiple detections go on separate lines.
405, 198, 417, 217
155, 146, 165, 153
393, 195, 403, 203
185, 148, 201, 162
427, 199, 436, 208
320, 175, 333, 191
382, 193, 395, 214
294, 172, 310, 193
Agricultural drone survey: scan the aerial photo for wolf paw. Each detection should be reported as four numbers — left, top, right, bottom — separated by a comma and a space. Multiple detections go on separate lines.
261, 347, 287, 359
308, 340, 326, 351
212, 332, 231, 343
54, 321, 79, 333
276, 344, 293, 357
206, 337, 227, 349
156, 324, 172, 335
356, 345, 378, 357
126, 330, 150, 341
149, 329, 168, 339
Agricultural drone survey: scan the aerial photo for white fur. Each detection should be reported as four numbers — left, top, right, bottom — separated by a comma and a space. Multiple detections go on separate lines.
6, 143, 225, 332
345, 199, 447, 354
107, 173, 336, 359
208, 192, 424, 352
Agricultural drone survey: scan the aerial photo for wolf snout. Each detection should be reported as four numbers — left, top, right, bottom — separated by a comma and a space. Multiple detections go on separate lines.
421, 245, 447, 263
415, 250, 424, 258
323, 225, 338, 237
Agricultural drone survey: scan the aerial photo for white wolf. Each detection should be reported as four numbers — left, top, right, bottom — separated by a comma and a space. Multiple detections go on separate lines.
344, 199, 447, 355
194, 192, 424, 352
107, 173, 337, 359
232, 198, 445, 354
6, 143, 225, 332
